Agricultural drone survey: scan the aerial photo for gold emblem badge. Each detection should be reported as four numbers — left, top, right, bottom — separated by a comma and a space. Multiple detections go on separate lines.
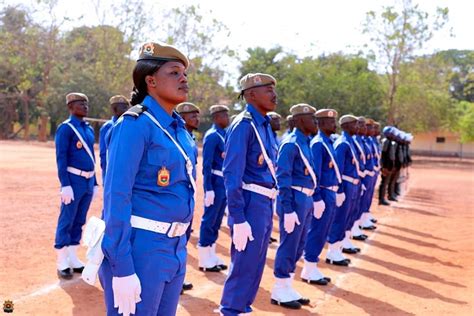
329, 161, 334, 168
304, 168, 309, 176
157, 167, 170, 186
221, 152, 226, 159
76, 140, 83, 149
3, 300, 14, 313
257, 154, 264, 166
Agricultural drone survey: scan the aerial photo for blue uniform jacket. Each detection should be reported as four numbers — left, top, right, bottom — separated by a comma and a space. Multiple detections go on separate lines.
55, 115, 97, 187
334, 131, 360, 192
277, 128, 315, 214
223, 104, 277, 224
311, 130, 340, 201
202, 124, 226, 191
352, 135, 367, 175
101, 96, 196, 277
362, 136, 375, 172
99, 116, 118, 181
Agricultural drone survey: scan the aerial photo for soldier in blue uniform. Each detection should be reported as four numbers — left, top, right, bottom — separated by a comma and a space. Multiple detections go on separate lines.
348, 117, 370, 242
327, 115, 361, 264
358, 119, 379, 230
268, 111, 282, 146
54, 92, 99, 279
198, 104, 230, 272
303, 109, 347, 273
271, 104, 316, 309
281, 115, 294, 142
99, 95, 130, 182
98, 42, 196, 316
220, 73, 278, 315
176, 101, 201, 294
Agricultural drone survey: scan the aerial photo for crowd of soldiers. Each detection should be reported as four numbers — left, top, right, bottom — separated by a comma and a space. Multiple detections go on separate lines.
52, 42, 412, 316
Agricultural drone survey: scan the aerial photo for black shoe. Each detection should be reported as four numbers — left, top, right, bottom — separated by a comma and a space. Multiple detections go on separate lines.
388, 196, 398, 202
379, 199, 390, 206
352, 235, 366, 241
324, 276, 332, 283
271, 299, 302, 309
361, 225, 377, 230
199, 265, 222, 272
370, 218, 378, 223
342, 247, 359, 254
182, 281, 193, 291
72, 266, 84, 273
57, 268, 73, 280
269, 236, 277, 244
297, 297, 311, 305
326, 258, 349, 266
302, 277, 329, 285
218, 264, 228, 271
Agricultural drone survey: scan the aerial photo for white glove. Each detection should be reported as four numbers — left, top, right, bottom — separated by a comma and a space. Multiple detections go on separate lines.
92, 185, 99, 200
362, 184, 367, 191
112, 274, 142, 316
60, 186, 74, 205
284, 212, 300, 234
232, 221, 254, 252
313, 200, 326, 219
204, 190, 215, 207
336, 192, 346, 207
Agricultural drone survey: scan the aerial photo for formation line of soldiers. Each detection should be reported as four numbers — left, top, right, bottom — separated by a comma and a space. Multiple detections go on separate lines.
52, 41, 412, 316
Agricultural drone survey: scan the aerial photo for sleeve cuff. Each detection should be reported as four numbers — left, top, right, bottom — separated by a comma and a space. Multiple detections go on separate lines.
231, 212, 246, 224
110, 255, 135, 277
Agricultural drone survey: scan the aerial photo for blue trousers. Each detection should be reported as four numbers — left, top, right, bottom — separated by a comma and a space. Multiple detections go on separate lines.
199, 185, 227, 247
220, 191, 273, 316
274, 190, 312, 278
99, 229, 187, 315
362, 174, 377, 214
304, 189, 336, 263
346, 184, 362, 231
54, 174, 93, 249
328, 182, 358, 244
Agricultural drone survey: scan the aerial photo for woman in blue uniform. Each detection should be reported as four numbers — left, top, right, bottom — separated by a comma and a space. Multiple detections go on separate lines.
99, 42, 196, 316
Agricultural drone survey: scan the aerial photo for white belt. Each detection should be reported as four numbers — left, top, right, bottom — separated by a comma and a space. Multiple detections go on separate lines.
67, 166, 95, 179
321, 185, 338, 192
211, 169, 223, 177
365, 170, 376, 177
291, 186, 314, 197
130, 215, 189, 238
242, 183, 278, 200
342, 175, 360, 185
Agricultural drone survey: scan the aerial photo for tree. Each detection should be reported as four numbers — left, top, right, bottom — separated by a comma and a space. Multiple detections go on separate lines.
364, 0, 449, 124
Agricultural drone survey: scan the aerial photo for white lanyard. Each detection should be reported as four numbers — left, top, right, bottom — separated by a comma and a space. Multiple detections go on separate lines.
293, 143, 317, 189
216, 131, 225, 144
66, 122, 95, 165
249, 121, 277, 183
352, 137, 366, 164
143, 112, 196, 194
343, 141, 361, 176
320, 141, 342, 184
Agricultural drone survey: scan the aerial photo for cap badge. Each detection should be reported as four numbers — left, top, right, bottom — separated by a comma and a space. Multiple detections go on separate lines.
253, 76, 262, 84
143, 43, 154, 56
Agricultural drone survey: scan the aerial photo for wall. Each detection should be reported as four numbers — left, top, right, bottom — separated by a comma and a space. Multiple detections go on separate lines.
410, 130, 474, 158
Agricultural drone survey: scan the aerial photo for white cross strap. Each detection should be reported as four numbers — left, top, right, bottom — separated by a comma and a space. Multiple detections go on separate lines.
66, 122, 95, 165
293, 142, 317, 189
143, 112, 197, 194
249, 121, 277, 183
320, 141, 342, 184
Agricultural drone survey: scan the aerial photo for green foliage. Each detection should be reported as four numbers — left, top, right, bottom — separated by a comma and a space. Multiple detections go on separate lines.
454, 101, 474, 143
239, 48, 385, 121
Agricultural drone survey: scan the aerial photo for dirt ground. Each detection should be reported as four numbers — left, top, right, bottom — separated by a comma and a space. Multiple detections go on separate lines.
0, 140, 473, 315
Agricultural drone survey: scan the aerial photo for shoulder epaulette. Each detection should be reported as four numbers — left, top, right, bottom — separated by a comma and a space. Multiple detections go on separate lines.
242, 110, 252, 120
123, 105, 148, 117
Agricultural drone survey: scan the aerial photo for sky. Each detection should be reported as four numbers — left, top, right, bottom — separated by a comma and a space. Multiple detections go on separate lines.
4, 0, 473, 78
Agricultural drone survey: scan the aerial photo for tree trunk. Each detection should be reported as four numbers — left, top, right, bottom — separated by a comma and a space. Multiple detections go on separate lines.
23, 95, 30, 141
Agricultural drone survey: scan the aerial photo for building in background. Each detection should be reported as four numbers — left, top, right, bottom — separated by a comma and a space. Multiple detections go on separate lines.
411, 130, 474, 158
